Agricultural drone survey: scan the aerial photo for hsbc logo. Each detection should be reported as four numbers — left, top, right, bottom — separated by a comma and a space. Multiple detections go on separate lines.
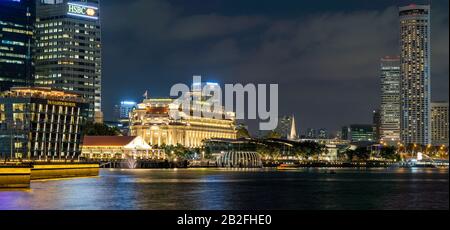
67, 3, 98, 19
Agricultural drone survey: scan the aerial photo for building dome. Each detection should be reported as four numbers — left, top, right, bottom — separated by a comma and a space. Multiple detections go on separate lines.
217, 151, 262, 168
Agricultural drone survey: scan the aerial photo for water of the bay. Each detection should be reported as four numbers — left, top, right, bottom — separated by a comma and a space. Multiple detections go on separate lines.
0, 168, 448, 210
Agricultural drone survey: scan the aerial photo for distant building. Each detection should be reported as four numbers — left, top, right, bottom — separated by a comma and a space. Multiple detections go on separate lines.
118, 101, 136, 120
112, 104, 120, 121
0, 0, 35, 91
110, 101, 136, 134
342, 125, 375, 142
274, 115, 297, 140
0, 87, 89, 159
380, 56, 401, 145
305, 128, 329, 139
306, 128, 317, 139
431, 102, 449, 146
399, 4, 431, 145
372, 109, 381, 142
130, 92, 237, 148
81, 136, 152, 160
318, 129, 328, 139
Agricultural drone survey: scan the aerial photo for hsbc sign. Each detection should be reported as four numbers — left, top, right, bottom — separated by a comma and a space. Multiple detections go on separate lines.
67, 2, 99, 20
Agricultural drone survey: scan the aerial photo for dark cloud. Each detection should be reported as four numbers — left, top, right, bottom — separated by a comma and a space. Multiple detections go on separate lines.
101, 0, 449, 134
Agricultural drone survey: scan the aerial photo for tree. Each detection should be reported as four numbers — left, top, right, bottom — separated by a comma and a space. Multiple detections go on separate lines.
355, 147, 371, 161
293, 141, 325, 160
266, 131, 282, 139
380, 146, 399, 160
343, 147, 371, 161
236, 126, 251, 138
293, 146, 306, 160
83, 121, 121, 136
344, 147, 371, 161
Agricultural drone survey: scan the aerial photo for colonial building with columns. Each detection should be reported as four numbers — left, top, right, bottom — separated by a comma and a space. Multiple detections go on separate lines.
130, 96, 237, 148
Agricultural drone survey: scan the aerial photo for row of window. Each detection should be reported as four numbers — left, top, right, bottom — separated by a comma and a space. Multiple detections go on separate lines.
1, 27, 33, 36
36, 21, 98, 30
37, 41, 98, 47
37, 54, 97, 61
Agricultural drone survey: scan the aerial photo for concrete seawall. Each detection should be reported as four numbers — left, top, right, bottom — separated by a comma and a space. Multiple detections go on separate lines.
0, 163, 99, 188
31, 164, 99, 180
0, 167, 31, 188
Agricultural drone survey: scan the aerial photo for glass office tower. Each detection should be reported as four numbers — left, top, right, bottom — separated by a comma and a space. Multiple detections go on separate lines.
0, 0, 35, 91
34, 0, 102, 121
380, 56, 401, 145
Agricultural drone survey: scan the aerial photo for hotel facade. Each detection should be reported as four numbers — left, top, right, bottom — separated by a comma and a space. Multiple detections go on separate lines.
0, 87, 89, 160
399, 4, 432, 145
130, 95, 237, 148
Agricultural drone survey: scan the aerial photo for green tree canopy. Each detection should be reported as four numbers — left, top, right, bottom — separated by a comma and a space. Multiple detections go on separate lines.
266, 131, 282, 139
380, 146, 399, 160
84, 121, 121, 136
236, 126, 251, 138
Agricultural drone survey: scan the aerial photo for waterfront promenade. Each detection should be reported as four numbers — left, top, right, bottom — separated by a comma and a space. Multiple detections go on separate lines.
0, 162, 99, 188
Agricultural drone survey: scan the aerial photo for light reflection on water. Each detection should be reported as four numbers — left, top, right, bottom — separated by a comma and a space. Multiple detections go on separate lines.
0, 168, 448, 210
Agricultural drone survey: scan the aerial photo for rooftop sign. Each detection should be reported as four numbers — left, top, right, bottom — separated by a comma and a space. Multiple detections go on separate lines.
67, 2, 99, 20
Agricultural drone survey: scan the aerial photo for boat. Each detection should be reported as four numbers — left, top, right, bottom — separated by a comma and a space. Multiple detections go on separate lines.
277, 164, 300, 170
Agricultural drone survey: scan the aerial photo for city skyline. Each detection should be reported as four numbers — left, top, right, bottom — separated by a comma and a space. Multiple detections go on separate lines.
0, 0, 448, 215
0, 0, 448, 139
100, 0, 449, 133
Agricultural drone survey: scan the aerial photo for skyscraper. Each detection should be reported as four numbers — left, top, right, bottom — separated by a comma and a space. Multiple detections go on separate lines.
380, 56, 401, 145
118, 101, 136, 120
0, 0, 35, 91
34, 0, 102, 122
372, 109, 381, 142
274, 115, 297, 140
399, 4, 431, 145
431, 102, 449, 147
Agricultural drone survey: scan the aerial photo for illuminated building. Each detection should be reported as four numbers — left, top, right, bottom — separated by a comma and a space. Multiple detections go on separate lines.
380, 56, 401, 145
0, 87, 89, 159
399, 4, 431, 145
81, 136, 152, 160
34, 0, 102, 122
114, 101, 136, 120
0, 0, 34, 91
431, 102, 449, 146
204, 138, 262, 168
110, 101, 136, 134
130, 89, 237, 148
306, 128, 328, 139
342, 124, 375, 142
372, 110, 381, 142
274, 115, 297, 140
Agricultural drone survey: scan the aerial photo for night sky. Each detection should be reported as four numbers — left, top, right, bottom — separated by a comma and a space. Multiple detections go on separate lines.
100, 0, 449, 134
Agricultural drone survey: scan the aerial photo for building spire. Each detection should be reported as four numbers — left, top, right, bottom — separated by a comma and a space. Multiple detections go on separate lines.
289, 115, 297, 140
